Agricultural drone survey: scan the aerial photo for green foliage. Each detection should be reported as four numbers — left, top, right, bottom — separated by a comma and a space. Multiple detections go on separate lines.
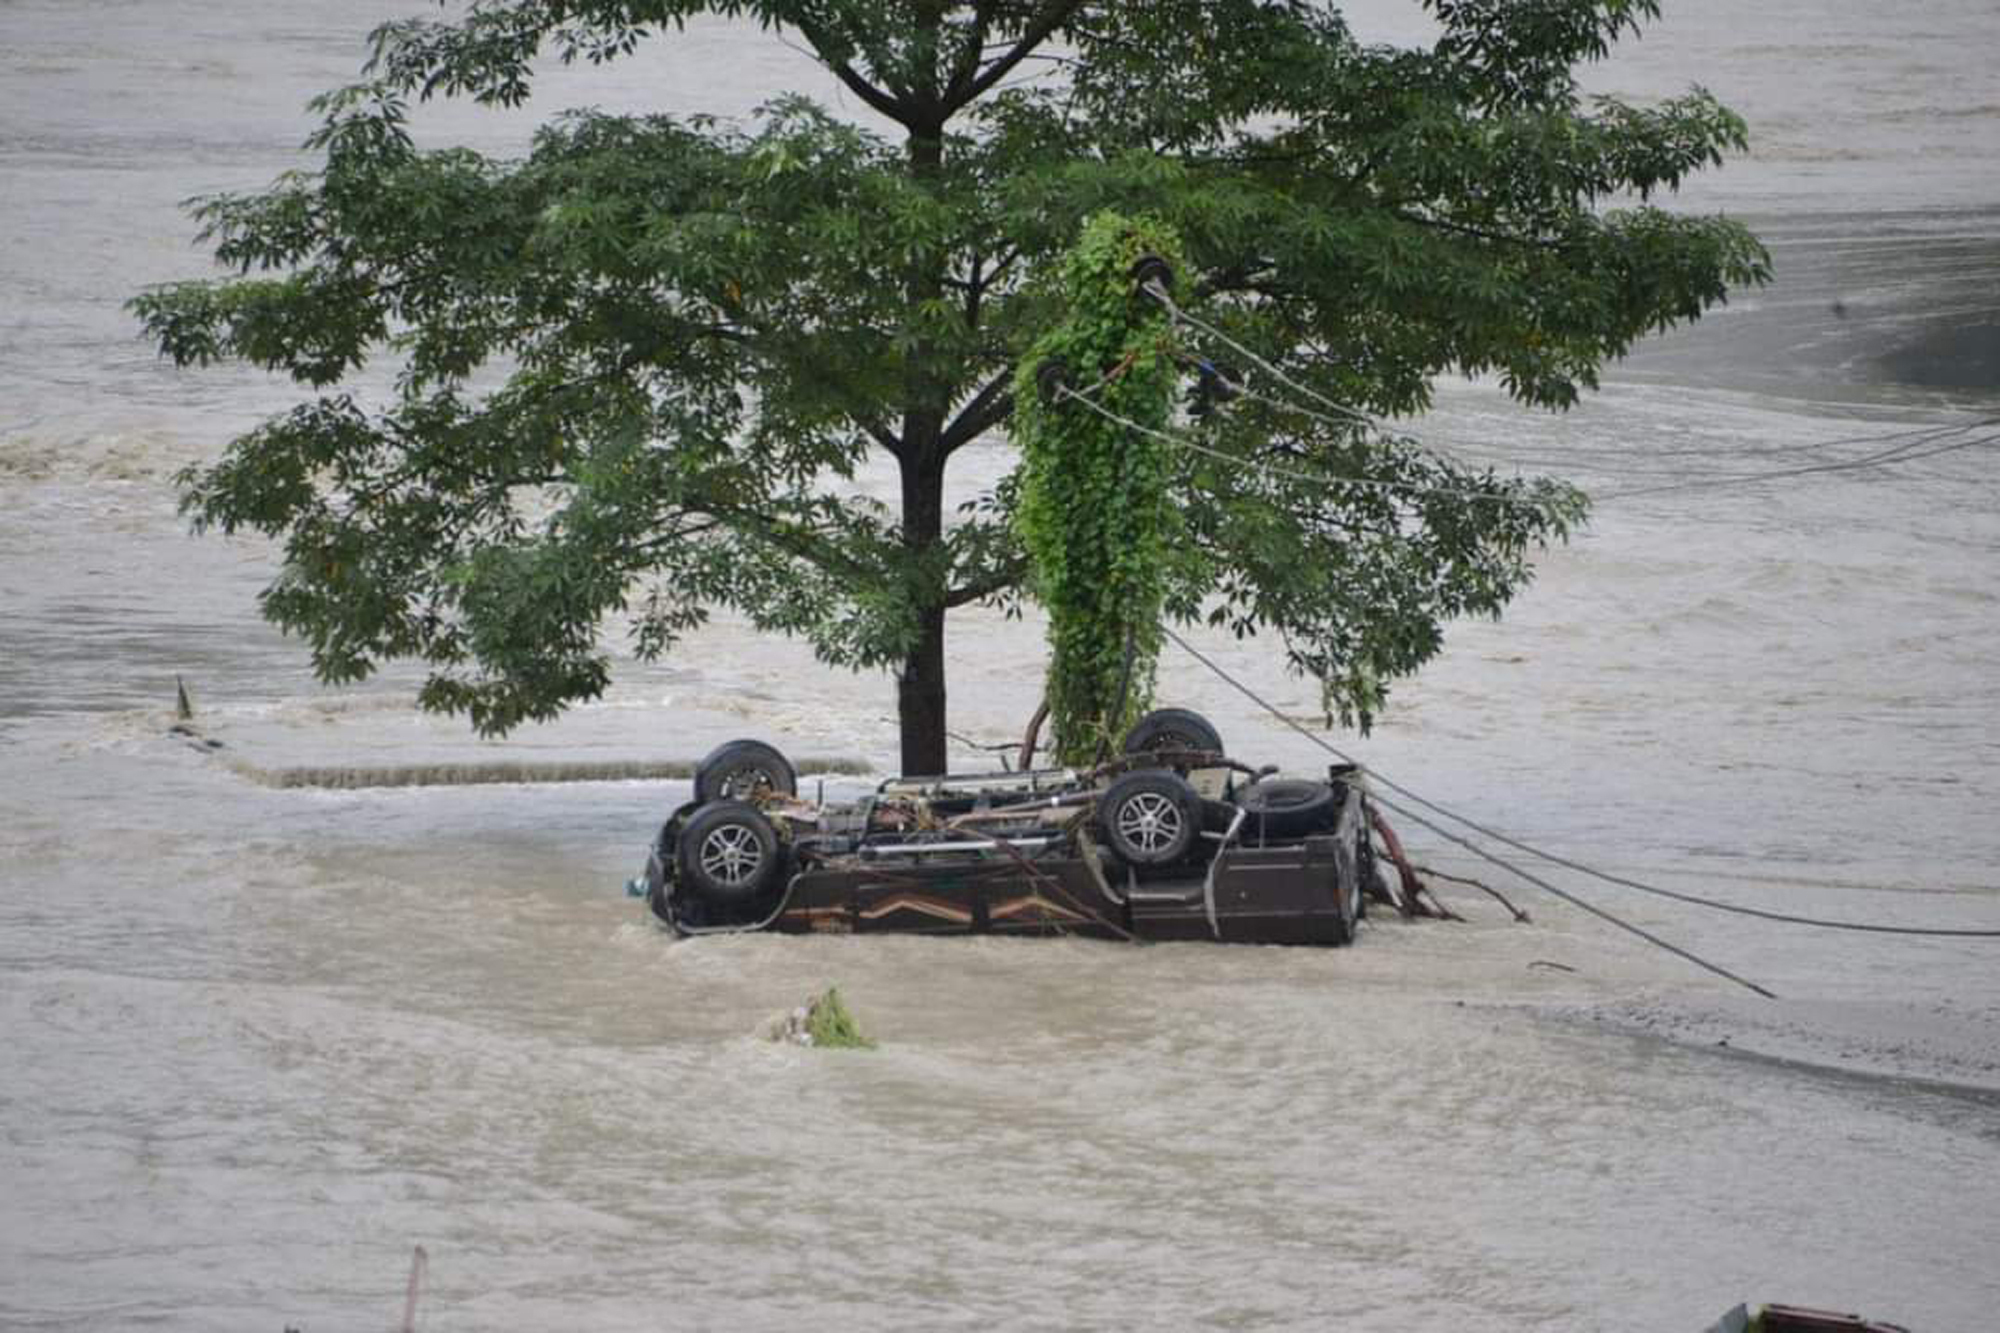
804, 987, 874, 1050
133, 1, 1768, 755
1011, 213, 1182, 763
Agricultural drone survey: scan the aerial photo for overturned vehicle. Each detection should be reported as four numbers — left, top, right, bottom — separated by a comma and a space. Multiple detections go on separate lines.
640, 710, 1377, 946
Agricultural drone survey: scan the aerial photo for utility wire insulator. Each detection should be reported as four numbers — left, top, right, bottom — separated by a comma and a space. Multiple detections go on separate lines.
1035, 358, 1072, 405
1130, 253, 1173, 297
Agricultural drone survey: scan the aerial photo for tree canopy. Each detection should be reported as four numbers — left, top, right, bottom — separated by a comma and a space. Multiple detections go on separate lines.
134, 0, 1767, 773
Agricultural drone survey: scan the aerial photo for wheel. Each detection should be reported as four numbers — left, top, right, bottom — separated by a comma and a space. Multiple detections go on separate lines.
1121, 707, 1224, 759
1236, 778, 1340, 839
1099, 770, 1200, 866
1329, 791, 1367, 945
694, 739, 797, 804
674, 801, 783, 908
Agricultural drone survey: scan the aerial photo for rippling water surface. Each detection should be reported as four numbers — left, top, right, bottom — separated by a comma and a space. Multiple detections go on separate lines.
4, 3, 2000, 1330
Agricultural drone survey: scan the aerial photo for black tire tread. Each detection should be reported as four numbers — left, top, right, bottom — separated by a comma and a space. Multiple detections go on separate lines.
694, 738, 797, 804
1121, 707, 1224, 758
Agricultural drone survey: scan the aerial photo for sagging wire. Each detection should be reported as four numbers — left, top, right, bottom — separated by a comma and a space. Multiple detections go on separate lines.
1553, 413, 2000, 465
1143, 276, 2000, 500
1122, 278, 2000, 961
1054, 382, 1574, 512
1411, 415, 2000, 480
1143, 278, 1373, 427
1158, 627, 1780, 997
1145, 275, 1485, 476
1163, 625, 2000, 941
1597, 424, 2000, 499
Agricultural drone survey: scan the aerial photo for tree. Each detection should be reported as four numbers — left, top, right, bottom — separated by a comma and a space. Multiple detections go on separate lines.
134, 1, 1767, 774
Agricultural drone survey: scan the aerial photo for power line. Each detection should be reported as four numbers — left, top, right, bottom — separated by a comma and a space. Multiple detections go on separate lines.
1143, 277, 2000, 498
1179, 353, 1483, 472
1160, 625, 2000, 942
1156, 627, 1779, 997
1129, 294, 2000, 947
1597, 414, 2000, 463
1411, 417, 2000, 482
1599, 425, 2000, 499
1054, 383, 1573, 512
1442, 415, 2000, 470
1145, 280, 1376, 428
1059, 359, 2000, 520
1368, 785, 1779, 998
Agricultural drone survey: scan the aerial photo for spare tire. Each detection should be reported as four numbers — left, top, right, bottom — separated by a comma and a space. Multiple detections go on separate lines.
1100, 770, 1200, 866
675, 800, 783, 909
1121, 707, 1224, 759
1237, 778, 1340, 840
694, 739, 797, 804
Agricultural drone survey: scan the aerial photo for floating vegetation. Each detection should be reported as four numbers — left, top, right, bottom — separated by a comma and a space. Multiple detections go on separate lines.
770, 987, 874, 1050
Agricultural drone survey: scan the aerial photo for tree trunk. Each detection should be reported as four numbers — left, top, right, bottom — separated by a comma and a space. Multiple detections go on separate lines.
896, 447, 949, 775
896, 96, 952, 777
898, 601, 948, 776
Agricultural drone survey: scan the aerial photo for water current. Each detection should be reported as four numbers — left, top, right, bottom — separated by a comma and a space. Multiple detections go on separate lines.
3, 3, 1999, 1329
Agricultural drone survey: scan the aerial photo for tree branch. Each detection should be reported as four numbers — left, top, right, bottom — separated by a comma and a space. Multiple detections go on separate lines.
946, 559, 1028, 608
785, 14, 913, 126
862, 417, 906, 459
1389, 208, 1566, 251
940, 369, 1015, 453
947, 0, 1084, 111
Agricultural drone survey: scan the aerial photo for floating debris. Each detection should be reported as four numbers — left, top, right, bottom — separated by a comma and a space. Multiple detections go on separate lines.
769, 987, 874, 1050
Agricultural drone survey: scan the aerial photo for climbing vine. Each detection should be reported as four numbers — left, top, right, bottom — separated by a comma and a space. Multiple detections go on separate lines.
1011, 213, 1185, 766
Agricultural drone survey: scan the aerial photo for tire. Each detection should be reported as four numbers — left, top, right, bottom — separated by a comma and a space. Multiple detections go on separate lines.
1332, 859, 1359, 945
675, 801, 782, 908
1353, 824, 1376, 921
694, 739, 797, 804
1100, 770, 1200, 866
1237, 778, 1340, 839
1121, 707, 1224, 759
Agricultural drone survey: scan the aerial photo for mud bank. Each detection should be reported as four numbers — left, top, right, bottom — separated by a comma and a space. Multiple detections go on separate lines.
1556, 992, 2000, 1097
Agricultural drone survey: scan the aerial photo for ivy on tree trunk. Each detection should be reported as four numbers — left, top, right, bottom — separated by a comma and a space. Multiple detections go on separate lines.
1012, 213, 1183, 765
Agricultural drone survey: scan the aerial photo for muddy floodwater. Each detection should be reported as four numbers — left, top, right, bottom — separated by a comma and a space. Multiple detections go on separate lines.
4, 2, 2000, 1329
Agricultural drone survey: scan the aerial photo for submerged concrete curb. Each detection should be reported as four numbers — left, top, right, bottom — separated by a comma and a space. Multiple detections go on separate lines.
225, 756, 875, 790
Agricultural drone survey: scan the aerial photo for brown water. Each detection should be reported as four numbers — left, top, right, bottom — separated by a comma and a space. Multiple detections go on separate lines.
4, 3, 2000, 1329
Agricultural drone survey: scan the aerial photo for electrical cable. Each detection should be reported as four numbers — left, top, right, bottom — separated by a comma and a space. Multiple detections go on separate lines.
1155, 627, 1776, 997
1599, 426, 2000, 499
1411, 417, 2000, 480
1367, 784, 1779, 998
1180, 352, 1481, 471
1143, 279, 1374, 426
1054, 383, 1574, 511
1145, 276, 2000, 497
1121, 289, 2000, 949
1160, 625, 2000, 941
1573, 414, 2000, 464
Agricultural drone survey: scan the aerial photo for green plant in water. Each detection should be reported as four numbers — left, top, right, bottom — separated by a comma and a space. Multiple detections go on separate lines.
802, 986, 873, 1050
1012, 212, 1184, 765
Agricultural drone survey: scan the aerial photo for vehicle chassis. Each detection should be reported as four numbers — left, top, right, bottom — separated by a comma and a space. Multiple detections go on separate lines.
641, 733, 1374, 947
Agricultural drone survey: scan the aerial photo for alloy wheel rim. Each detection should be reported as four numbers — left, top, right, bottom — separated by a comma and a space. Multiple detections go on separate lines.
699, 824, 763, 885
1117, 791, 1183, 853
